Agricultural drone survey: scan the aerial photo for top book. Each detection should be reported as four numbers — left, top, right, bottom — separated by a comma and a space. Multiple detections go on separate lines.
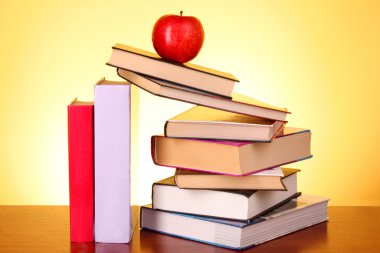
107, 43, 239, 98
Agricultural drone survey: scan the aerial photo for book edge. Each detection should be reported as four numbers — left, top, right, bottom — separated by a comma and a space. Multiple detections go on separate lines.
111, 43, 239, 82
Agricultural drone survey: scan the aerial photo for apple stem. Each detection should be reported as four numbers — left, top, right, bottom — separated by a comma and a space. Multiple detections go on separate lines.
180, 10, 183, 16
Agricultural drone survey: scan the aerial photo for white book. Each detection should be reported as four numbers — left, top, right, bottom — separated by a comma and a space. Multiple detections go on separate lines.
141, 195, 329, 250
94, 79, 132, 243
152, 169, 299, 220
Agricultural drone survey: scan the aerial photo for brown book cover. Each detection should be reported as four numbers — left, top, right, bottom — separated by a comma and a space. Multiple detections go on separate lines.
108, 43, 238, 97
165, 105, 285, 141
151, 128, 311, 176
118, 69, 290, 121
112, 44, 238, 80
174, 167, 300, 190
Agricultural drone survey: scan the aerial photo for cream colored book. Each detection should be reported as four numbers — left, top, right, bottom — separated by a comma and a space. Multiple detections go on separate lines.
165, 105, 285, 141
174, 167, 297, 190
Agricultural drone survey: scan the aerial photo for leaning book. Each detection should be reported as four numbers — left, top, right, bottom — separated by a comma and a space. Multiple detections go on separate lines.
108, 43, 238, 97
118, 69, 289, 121
141, 195, 329, 250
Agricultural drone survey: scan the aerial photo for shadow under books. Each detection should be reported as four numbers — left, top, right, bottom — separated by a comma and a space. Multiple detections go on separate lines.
70, 220, 328, 253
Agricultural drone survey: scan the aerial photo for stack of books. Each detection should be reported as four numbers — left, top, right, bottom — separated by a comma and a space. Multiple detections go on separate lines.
112, 44, 329, 249
67, 43, 329, 249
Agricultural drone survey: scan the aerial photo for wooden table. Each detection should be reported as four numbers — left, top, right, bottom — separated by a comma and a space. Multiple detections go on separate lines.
0, 206, 379, 253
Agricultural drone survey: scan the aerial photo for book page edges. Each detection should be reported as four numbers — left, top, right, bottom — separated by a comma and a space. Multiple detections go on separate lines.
112, 43, 239, 82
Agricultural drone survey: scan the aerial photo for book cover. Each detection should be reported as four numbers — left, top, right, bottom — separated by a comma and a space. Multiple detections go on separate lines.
152, 128, 312, 176
152, 168, 300, 220
94, 79, 132, 243
165, 105, 285, 141
67, 99, 94, 242
174, 167, 289, 190
141, 195, 329, 249
108, 43, 239, 97
117, 69, 289, 121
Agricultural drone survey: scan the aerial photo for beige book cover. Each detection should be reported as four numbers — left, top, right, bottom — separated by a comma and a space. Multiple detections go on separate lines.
152, 128, 311, 176
174, 167, 300, 190
165, 106, 285, 141
118, 69, 290, 121
108, 43, 238, 97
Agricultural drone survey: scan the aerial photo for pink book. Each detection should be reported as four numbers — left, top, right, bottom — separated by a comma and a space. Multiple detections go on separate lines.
94, 79, 132, 243
67, 99, 94, 242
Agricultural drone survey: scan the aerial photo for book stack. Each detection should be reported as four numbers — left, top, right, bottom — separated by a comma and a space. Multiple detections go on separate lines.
111, 44, 329, 249
67, 43, 329, 249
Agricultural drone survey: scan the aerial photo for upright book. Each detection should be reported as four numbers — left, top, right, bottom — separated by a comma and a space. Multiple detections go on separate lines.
67, 99, 94, 242
118, 69, 289, 121
152, 168, 300, 220
94, 79, 132, 243
108, 43, 238, 97
141, 195, 329, 250
165, 105, 285, 141
152, 127, 312, 176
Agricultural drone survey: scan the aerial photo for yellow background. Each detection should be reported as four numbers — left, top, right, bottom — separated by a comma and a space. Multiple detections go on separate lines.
1, 0, 379, 205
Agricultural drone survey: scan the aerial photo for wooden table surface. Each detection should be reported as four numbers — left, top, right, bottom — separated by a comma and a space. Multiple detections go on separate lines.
0, 206, 379, 253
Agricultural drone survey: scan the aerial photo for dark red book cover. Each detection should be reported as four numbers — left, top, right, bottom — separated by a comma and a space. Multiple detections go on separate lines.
68, 100, 94, 242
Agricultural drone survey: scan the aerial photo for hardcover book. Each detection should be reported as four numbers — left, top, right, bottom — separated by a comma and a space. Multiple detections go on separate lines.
152, 168, 299, 220
174, 167, 292, 190
67, 99, 94, 242
141, 195, 329, 250
108, 43, 238, 97
152, 127, 312, 176
165, 105, 285, 141
94, 79, 132, 243
117, 69, 289, 122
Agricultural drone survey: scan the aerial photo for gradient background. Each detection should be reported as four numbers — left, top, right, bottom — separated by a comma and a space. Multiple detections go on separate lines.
1, 0, 379, 206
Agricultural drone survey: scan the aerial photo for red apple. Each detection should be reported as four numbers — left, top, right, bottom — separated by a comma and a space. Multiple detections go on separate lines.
152, 11, 204, 63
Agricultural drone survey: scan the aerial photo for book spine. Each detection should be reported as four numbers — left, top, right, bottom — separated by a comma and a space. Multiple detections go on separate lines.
94, 84, 132, 243
68, 104, 94, 242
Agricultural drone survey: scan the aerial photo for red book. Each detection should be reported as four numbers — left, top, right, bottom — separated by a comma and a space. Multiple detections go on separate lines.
68, 99, 94, 242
